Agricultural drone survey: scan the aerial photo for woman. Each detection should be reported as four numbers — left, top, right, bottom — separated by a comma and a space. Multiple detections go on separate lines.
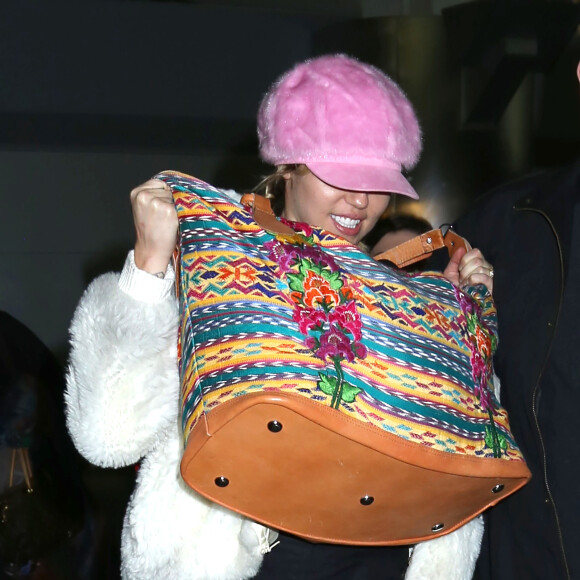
65, 54, 493, 580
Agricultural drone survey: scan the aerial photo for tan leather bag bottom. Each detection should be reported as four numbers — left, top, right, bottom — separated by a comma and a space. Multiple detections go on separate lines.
181, 392, 531, 545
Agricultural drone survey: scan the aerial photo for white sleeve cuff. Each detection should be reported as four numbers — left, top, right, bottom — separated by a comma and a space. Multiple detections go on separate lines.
118, 250, 176, 304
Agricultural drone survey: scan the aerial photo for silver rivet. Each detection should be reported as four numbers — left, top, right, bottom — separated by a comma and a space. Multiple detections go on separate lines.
492, 484, 504, 494
432, 523, 444, 532
426, 237, 432, 244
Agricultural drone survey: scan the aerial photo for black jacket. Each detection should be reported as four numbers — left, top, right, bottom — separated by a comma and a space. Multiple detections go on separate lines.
455, 161, 580, 579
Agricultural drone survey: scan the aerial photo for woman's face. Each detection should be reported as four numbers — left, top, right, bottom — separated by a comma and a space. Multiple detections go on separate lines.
282, 170, 391, 245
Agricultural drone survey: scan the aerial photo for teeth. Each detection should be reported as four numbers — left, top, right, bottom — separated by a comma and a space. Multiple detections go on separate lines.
331, 214, 361, 229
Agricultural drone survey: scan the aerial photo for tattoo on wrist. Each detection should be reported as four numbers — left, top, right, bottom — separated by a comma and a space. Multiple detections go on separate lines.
153, 272, 165, 279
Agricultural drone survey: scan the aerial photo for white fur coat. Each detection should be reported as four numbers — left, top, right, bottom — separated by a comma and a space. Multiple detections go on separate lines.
65, 252, 483, 580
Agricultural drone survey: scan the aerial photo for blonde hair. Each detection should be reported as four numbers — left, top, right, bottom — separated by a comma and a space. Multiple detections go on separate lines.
253, 164, 308, 216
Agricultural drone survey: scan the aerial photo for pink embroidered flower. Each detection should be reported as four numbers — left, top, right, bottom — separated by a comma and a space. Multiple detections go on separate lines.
264, 239, 284, 261
316, 326, 355, 362
352, 341, 368, 359
455, 289, 475, 316
293, 307, 327, 334
278, 251, 299, 272
265, 239, 299, 272
329, 301, 363, 341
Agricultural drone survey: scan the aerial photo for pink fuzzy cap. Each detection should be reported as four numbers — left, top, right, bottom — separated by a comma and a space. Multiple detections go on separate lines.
258, 54, 422, 199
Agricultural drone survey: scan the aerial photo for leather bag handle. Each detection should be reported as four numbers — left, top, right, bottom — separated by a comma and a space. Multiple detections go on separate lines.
373, 227, 467, 268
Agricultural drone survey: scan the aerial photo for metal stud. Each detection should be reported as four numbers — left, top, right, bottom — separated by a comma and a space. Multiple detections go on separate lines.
267, 420, 283, 433
431, 523, 445, 532
360, 495, 374, 506
215, 476, 229, 487
426, 237, 432, 244
491, 483, 504, 494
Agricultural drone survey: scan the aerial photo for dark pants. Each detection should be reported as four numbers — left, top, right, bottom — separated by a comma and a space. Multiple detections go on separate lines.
253, 532, 409, 580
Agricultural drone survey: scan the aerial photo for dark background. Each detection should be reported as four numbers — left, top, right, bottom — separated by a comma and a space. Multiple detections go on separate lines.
0, 0, 578, 362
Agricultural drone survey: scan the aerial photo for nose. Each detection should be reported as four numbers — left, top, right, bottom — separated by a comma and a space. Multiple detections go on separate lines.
346, 191, 368, 209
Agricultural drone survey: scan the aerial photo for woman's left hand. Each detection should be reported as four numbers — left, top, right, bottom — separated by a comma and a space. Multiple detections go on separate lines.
443, 245, 494, 294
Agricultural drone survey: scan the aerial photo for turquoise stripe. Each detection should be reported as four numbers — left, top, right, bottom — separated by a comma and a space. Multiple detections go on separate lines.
188, 322, 303, 344
345, 374, 485, 435
360, 334, 470, 384
181, 363, 322, 421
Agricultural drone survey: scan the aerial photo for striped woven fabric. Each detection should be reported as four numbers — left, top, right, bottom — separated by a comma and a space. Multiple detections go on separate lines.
160, 170, 525, 464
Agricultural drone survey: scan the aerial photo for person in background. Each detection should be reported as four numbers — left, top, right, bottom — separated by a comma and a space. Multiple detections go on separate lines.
454, 59, 580, 580
0, 311, 94, 579
363, 213, 433, 257
65, 54, 494, 580
363, 213, 441, 272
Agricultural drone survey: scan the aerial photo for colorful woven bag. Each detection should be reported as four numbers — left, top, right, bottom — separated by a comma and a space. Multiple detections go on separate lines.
160, 170, 530, 546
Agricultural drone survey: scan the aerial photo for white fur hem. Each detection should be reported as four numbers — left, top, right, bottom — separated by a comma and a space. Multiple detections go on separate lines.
406, 516, 484, 580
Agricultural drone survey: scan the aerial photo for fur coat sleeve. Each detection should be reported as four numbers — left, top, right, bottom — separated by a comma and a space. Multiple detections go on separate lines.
65, 251, 180, 467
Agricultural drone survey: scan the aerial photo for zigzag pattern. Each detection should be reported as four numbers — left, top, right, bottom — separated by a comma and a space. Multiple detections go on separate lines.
159, 171, 525, 464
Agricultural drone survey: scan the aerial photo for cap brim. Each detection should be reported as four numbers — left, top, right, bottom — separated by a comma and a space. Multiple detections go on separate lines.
306, 162, 419, 200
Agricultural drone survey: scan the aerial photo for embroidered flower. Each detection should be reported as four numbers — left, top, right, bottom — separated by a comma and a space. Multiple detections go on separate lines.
475, 325, 492, 359
329, 301, 363, 342
454, 286, 504, 457
267, 229, 365, 409
293, 307, 327, 334
352, 341, 368, 359
316, 325, 354, 361
301, 270, 341, 310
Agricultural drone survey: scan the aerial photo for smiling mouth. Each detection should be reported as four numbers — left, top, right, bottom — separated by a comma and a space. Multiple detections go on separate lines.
330, 214, 361, 230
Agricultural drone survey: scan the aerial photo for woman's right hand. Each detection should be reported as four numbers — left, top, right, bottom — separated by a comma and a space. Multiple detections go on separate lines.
130, 179, 178, 276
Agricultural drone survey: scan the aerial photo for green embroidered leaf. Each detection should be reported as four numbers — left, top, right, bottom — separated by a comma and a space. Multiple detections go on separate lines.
298, 259, 311, 277
310, 261, 326, 276
317, 373, 338, 397
340, 381, 362, 403
325, 271, 344, 290
287, 272, 304, 293
300, 258, 327, 277
499, 433, 508, 451
466, 314, 478, 334
484, 425, 494, 449
484, 425, 506, 456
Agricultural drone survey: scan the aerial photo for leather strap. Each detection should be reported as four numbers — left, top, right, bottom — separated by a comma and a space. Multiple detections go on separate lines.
240, 194, 295, 236
374, 228, 467, 268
